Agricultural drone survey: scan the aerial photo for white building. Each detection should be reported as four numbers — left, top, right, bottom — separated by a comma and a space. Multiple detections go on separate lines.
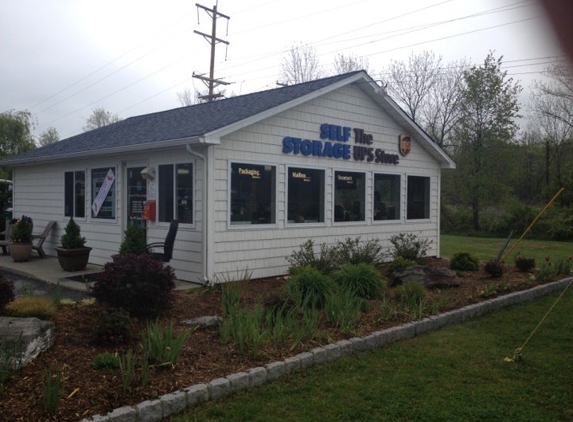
1, 71, 455, 283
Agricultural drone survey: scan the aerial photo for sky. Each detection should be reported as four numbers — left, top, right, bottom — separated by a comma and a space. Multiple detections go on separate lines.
0, 0, 565, 141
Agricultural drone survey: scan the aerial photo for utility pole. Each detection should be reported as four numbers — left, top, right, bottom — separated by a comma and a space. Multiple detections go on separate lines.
193, 3, 230, 102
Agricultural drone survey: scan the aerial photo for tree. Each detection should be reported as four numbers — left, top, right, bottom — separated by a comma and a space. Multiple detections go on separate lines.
453, 52, 522, 231
0, 110, 37, 180
333, 53, 369, 74
83, 107, 122, 132
177, 88, 199, 107
279, 42, 322, 85
38, 127, 59, 146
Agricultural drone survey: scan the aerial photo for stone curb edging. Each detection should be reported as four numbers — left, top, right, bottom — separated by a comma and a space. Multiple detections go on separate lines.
80, 277, 572, 422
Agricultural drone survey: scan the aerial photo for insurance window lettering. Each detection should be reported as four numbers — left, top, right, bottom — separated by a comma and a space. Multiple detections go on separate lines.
65, 170, 85, 218
374, 174, 400, 221
288, 167, 325, 223
407, 176, 430, 220
231, 163, 276, 225
158, 163, 193, 224
334, 171, 365, 222
91, 168, 116, 219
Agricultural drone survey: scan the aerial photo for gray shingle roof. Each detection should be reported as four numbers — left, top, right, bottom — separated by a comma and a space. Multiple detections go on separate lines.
2, 71, 363, 166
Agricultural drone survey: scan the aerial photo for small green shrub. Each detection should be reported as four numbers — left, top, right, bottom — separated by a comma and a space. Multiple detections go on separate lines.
484, 260, 504, 279
0, 275, 15, 314
514, 255, 536, 272
554, 257, 573, 275
332, 263, 386, 299
92, 352, 120, 369
387, 257, 417, 274
118, 223, 147, 255
91, 253, 176, 318
286, 239, 340, 275
324, 288, 364, 334
93, 306, 134, 345
450, 252, 480, 271
60, 217, 86, 249
6, 296, 56, 319
335, 237, 385, 266
390, 233, 433, 262
285, 266, 335, 308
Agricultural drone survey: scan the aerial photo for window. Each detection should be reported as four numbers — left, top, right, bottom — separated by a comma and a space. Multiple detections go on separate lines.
64, 171, 85, 218
158, 163, 193, 224
91, 168, 116, 219
334, 171, 365, 222
374, 174, 400, 220
230, 162, 276, 225
287, 167, 325, 223
407, 176, 430, 219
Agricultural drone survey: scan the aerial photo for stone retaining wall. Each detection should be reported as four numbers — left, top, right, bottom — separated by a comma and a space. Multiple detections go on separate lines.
80, 277, 572, 422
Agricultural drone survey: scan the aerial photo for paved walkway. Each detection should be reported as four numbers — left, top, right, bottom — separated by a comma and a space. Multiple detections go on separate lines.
0, 252, 197, 299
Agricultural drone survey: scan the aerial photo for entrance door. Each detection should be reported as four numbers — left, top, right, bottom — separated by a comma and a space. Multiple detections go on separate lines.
126, 166, 147, 228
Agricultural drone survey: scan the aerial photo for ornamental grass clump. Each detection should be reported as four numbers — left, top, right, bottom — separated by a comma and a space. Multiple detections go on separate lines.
332, 263, 386, 299
6, 296, 56, 319
285, 266, 335, 309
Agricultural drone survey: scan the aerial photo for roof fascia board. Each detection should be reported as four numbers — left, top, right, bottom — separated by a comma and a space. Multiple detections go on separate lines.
202, 73, 366, 142
355, 78, 456, 169
3, 136, 202, 167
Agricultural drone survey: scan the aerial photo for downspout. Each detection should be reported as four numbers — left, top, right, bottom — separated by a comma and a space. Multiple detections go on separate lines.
186, 144, 210, 284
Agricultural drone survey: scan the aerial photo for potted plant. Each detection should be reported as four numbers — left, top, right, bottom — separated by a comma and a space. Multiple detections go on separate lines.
9, 215, 33, 262
117, 222, 147, 256
55, 217, 92, 271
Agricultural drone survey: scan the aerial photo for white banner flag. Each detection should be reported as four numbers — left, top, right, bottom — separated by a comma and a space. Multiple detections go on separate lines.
91, 169, 115, 217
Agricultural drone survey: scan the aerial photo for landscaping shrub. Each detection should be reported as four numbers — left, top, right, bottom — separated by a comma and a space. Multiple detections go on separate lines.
450, 252, 480, 271
286, 239, 340, 275
332, 263, 386, 299
484, 260, 504, 278
514, 255, 536, 272
285, 266, 335, 308
335, 237, 385, 266
118, 223, 147, 255
6, 296, 56, 319
91, 253, 176, 318
390, 233, 433, 262
0, 275, 15, 314
387, 256, 417, 274
93, 306, 134, 345
324, 288, 364, 334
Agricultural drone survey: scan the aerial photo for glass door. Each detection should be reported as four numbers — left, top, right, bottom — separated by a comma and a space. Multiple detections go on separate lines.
126, 166, 147, 228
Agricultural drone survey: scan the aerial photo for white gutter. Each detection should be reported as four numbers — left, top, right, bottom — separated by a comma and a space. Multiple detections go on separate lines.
186, 143, 211, 284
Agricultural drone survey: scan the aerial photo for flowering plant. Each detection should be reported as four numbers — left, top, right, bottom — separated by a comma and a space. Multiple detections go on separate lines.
9, 215, 33, 244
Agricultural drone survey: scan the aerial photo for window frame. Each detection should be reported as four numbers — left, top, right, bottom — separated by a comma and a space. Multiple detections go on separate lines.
228, 160, 277, 228
64, 170, 86, 219
406, 175, 431, 220
157, 162, 195, 226
286, 165, 326, 226
373, 172, 402, 222
90, 167, 117, 221
333, 170, 366, 223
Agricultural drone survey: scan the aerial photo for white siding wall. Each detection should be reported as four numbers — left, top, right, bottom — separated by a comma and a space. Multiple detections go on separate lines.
210, 85, 442, 280
11, 147, 204, 282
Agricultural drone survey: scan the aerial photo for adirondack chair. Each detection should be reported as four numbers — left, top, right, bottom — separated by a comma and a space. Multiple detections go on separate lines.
32, 220, 56, 258
0, 220, 11, 255
140, 220, 178, 262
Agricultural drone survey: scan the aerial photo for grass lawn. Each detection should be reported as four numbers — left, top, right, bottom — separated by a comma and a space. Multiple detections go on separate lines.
172, 287, 573, 422
441, 234, 573, 264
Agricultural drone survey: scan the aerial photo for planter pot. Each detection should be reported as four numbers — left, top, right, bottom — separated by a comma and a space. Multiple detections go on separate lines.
9, 243, 33, 262
55, 247, 92, 271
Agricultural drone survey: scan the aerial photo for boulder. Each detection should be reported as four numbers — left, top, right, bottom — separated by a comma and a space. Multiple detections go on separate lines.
391, 265, 460, 289
0, 317, 54, 370
181, 315, 222, 330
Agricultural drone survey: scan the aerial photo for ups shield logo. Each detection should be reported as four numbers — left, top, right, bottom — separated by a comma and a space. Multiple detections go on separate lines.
399, 134, 411, 156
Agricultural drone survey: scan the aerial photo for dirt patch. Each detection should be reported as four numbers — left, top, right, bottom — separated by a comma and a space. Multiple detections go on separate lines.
0, 259, 561, 421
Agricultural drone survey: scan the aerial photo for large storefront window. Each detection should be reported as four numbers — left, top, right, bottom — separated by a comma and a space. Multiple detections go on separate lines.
287, 167, 325, 223
230, 162, 276, 225
374, 173, 400, 221
158, 163, 193, 224
407, 176, 430, 219
91, 168, 116, 219
334, 171, 365, 222
65, 170, 85, 218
